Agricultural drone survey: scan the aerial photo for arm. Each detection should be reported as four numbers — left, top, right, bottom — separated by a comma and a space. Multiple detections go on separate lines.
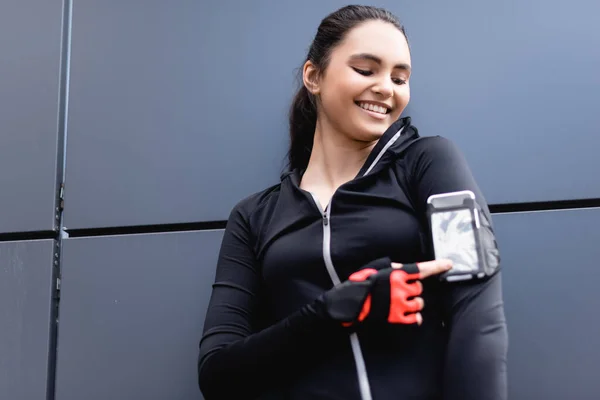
197, 203, 342, 399
410, 136, 508, 400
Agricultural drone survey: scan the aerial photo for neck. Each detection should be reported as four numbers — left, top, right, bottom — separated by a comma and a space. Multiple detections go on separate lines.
302, 118, 377, 189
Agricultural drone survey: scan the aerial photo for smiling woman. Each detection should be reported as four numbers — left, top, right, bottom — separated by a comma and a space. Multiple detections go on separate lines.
198, 5, 508, 400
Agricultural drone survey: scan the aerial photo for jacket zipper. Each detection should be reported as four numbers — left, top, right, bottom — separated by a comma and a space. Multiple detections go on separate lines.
309, 196, 372, 400
308, 124, 406, 400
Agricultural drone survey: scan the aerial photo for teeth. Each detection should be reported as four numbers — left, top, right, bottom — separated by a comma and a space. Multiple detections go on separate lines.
359, 102, 387, 115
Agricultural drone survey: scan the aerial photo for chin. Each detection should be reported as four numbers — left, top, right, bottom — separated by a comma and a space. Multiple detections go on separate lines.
366, 119, 394, 134
354, 125, 388, 142
343, 113, 394, 142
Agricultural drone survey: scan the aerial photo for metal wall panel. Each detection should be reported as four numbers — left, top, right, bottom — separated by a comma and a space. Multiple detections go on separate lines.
494, 209, 600, 399
63, 0, 296, 229
63, 0, 599, 230
0, 0, 64, 233
0, 239, 56, 400
400, 0, 600, 203
53, 210, 600, 400
55, 230, 223, 400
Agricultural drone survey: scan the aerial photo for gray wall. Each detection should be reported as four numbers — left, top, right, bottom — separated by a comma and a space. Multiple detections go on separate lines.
0, 240, 57, 400
0, 0, 63, 234
0, 0, 598, 399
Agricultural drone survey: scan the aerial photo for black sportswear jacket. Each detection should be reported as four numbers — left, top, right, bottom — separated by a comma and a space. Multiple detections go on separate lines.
198, 117, 508, 400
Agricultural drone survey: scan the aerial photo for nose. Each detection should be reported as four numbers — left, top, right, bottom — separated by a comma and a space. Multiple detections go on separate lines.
372, 78, 394, 99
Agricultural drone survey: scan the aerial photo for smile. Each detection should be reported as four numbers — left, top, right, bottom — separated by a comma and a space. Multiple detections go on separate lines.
355, 101, 391, 119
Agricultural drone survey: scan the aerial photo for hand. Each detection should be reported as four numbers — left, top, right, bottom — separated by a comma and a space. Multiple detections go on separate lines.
384, 259, 453, 325
319, 258, 453, 327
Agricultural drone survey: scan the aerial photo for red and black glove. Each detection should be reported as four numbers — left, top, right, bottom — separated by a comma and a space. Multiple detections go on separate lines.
315, 257, 423, 327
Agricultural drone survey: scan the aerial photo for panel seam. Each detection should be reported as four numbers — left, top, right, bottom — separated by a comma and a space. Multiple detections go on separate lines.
47, 0, 73, 400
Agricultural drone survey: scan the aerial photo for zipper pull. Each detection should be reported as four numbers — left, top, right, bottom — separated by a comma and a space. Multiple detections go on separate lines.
323, 214, 329, 226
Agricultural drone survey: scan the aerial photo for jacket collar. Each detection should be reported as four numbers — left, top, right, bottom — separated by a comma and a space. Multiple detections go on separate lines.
281, 116, 419, 182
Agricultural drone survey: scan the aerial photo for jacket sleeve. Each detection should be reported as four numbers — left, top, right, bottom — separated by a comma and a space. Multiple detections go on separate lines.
197, 201, 342, 400
409, 136, 509, 400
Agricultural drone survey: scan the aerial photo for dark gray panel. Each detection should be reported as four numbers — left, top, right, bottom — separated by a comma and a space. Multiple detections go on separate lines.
54, 212, 600, 400
64, 0, 298, 229
0, 0, 63, 233
64, 0, 599, 230
55, 230, 223, 400
400, 0, 599, 203
0, 239, 56, 400
494, 209, 600, 399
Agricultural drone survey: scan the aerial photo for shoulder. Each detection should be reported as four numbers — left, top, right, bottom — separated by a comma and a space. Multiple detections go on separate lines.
407, 135, 464, 160
400, 135, 469, 173
221, 183, 282, 248
228, 183, 282, 223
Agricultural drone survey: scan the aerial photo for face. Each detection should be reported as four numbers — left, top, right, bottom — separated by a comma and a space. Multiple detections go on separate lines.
305, 20, 412, 142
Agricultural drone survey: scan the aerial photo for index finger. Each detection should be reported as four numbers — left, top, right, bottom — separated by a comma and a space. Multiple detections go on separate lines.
415, 259, 453, 279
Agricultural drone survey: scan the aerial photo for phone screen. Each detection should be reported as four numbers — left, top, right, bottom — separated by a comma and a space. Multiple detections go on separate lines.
430, 208, 478, 273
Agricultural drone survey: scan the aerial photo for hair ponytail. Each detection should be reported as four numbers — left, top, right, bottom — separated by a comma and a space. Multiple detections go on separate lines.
288, 84, 317, 171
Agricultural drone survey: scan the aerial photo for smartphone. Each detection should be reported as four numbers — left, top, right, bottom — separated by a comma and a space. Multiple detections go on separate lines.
426, 190, 486, 282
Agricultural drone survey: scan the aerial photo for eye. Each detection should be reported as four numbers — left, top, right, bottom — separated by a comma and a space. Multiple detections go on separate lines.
392, 78, 407, 85
352, 67, 373, 76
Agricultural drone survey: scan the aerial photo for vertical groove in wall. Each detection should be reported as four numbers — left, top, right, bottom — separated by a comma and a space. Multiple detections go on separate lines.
48, 0, 73, 399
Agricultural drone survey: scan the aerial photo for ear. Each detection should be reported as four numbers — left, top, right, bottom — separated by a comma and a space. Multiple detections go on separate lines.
302, 60, 321, 95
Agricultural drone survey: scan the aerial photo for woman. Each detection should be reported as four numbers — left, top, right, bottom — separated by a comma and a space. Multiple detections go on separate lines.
198, 5, 508, 400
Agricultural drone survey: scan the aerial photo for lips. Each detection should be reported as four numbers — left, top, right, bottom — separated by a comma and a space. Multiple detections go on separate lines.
356, 101, 391, 115
354, 101, 392, 121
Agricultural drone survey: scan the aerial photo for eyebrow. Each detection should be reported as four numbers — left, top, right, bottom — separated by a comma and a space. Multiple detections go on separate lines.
349, 53, 411, 71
